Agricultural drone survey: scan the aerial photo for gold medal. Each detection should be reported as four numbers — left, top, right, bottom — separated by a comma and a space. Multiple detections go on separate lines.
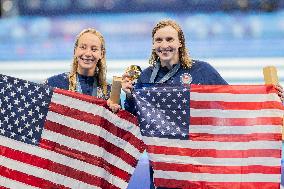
125, 65, 142, 81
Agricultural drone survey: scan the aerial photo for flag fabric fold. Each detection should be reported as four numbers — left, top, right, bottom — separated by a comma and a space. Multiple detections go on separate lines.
133, 84, 283, 189
0, 74, 145, 189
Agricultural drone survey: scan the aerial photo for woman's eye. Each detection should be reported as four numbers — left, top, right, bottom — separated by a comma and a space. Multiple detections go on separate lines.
92, 48, 98, 52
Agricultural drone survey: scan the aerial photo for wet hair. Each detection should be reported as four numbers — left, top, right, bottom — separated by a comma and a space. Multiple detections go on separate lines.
149, 19, 192, 69
69, 28, 107, 95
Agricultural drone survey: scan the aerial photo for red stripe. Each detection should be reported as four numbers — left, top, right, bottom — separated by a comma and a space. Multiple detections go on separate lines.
44, 120, 138, 167
0, 166, 68, 188
154, 178, 280, 189
190, 117, 283, 126
53, 88, 138, 125
0, 187, 9, 189
189, 133, 282, 142
0, 145, 119, 189
147, 145, 281, 158
151, 162, 280, 174
48, 102, 145, 153
191, 100, 283, 110
190, 84, 277, 94
40, 139, 131, 181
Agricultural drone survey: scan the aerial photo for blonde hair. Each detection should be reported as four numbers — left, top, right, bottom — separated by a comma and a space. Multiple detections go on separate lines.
149, 19, 193, 69
69, 28, 107, 96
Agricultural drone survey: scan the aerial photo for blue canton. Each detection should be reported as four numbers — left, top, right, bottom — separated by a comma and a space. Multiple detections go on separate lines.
133, 84, 190, 140
0, 74, 53, 145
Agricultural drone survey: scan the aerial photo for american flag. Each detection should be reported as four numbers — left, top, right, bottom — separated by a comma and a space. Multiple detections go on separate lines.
0, 74, 145, 189
133, 84, 283, 189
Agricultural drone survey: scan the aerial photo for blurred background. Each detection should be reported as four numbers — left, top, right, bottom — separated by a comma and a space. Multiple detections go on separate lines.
0, 0, 283, 188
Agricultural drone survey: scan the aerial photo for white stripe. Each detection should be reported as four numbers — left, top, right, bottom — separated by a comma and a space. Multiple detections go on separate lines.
46, 111, 141, 159
189, 125, 281, 134
149, 153, 281, 166
51, 92, 141, 138
191, 92, 281, 102
154, 170, 281, 182
0, 135, 128, 189
190, 109, 284, 118
0, 156, 98, 189
42, 129, 135, 174
143, 136, 282, 150
0, 175, 39, 189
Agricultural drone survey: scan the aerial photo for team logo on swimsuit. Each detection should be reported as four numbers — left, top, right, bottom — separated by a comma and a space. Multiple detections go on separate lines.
180, 73, 192, 84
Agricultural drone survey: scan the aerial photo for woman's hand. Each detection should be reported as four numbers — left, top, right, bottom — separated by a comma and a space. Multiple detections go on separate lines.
275, 84, 284, 103
107, 99, 121, 113
121, 73, 134, 96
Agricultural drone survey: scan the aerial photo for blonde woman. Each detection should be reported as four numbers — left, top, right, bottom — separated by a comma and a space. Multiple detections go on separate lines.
46, 28, 111, 100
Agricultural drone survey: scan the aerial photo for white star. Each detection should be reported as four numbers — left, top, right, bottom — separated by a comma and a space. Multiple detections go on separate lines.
4, 115, 9, 122
150, 130, 155, 135
150, 119, 156, 123
172, 99, 176, 103
4, 96, 10, 102
182, 98, 187, 103
21, 114, 27, 121
28, 90, 34, 95
10, 112, 16, 117
35, 86, 40, 91
24, 81, 30, 88
157, 114, 161, 118
182, 110, 186, 114
35, 106, 40, 112
7, 124, 12, 130
172, 110, 176, 114
137, 111, 141, 115
182, 133, 186, 137
177, 116, 181, 120
166, 126, 170, 130
182, 122, 187, 126
157, 92, 161, 96
146, 102, 151, 107
167, 104, 171, 108
17, 86, 23, 93
152, 87, 157, 91
2, 76, 8, 82
31, 97, 37, 103
0, 128, 5, 134
147, 91, 151, 96
171, 122, 175, 126
21, 135, 26, 141
145, 124, 150, 128
163, 88, 167, 91
1, 108, 6, 114
11, 132, 16, 137
141, 129, 145, 133
32, 118, 37, 123
18, 127, 23, 133
173, 88, 177, 92
161, 98, 166, 102
38, 92, 43, 99
24, 102, 30, 108
177, 92, 182, 97
10, 91, 16, 97
177, 104, 181, 109
45, 88, 50, 94
167, 93, 171, 97
156, 103, 160, 108
183, 88, 187, 92
161, 120, 165, 124
156, 125, 161, 129
147, 112, 151, 117
0, 120, 3, 127
176, 127, 181, 132
161, 131, 165, 135
152, 97, 155, 102
14, 79, 19, 84
32, 138, 37, 143
42, 101, 47, 106
18, 107, 24, 112
141, 118, 145, 122
21, 95, 26, 101
171, 132, 176, 136
0, 88, 5, 94
28, 129, 33, 136
35, 125, 41, 132
14, 98, 20, 105
7, 103, 12, 110
166, 116, 170, 120
24, 122, 30, 128
6, 83, 12, 89
39, 113, 44, 119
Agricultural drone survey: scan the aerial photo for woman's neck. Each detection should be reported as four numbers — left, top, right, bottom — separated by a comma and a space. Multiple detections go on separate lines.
160, 59, 179, 69
77, 68, 95, 76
